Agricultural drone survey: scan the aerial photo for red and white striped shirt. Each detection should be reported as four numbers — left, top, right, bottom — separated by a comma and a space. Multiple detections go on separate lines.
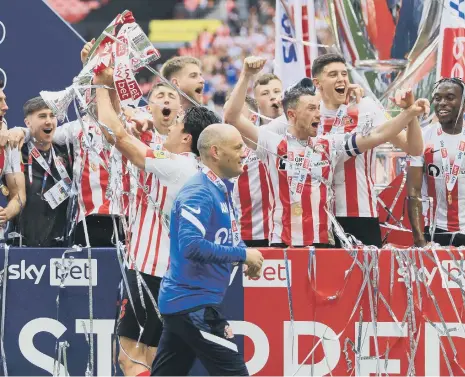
232, 148, 270, 242
128, 132, 199, 277
256, 127, 349, 246
53, 118, 130, 220
410, 122, 465, 232
320, 97, 387, 218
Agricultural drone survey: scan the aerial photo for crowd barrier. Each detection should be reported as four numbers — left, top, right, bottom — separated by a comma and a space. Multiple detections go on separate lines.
1, 247, 464, 376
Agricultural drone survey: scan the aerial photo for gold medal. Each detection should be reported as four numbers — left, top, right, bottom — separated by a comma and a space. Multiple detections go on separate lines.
91, 162, 98, 171
291, 202, 303, 217
0, 185, 9, 196
448, 192, 453, 205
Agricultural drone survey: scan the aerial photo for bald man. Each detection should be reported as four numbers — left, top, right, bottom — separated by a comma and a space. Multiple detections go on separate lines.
152, 124, 263, 376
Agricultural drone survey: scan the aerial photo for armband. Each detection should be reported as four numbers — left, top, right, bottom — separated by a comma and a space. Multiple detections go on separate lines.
344, 133, 361, 157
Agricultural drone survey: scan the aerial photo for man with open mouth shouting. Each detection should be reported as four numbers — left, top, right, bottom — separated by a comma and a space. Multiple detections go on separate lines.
10, 96, 72, 247
312, 53, 424, 248
226, 56, 429, 248
408, 78, 465, 247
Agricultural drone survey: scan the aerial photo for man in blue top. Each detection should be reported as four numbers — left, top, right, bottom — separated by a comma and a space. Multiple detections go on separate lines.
152, 123, 264, 376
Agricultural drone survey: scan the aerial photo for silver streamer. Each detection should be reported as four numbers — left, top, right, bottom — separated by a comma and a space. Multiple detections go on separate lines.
0, 245, 8, 376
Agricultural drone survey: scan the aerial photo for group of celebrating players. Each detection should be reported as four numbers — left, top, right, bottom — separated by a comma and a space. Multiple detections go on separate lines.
1, 35, 464, 375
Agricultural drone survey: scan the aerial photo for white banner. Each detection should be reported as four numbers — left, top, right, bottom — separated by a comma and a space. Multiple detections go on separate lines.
274, 0, 307, 89
437, 0, 465, 80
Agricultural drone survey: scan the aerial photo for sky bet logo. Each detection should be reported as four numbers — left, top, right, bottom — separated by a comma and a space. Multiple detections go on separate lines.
8, 259, 97, 286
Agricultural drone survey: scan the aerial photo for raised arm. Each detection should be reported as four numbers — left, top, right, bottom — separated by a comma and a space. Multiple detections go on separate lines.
388, 89, 424, 156
223, 57, 266, 149
407, 162, 427, 247
178, 186, 247, 264
352, 99, 429, 155
94, 69, 150, 169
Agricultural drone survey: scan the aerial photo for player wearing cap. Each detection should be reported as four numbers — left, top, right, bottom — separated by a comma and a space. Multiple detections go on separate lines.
408, 78, 465, 247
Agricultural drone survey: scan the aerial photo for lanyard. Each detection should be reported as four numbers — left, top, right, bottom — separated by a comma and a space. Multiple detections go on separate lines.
435, 125, 465, 203
27, 142, 72, 193
285, 133, 313, 203
202, 166, 240, 246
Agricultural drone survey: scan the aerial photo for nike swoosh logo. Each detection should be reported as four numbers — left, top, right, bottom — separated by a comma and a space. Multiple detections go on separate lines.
184, 205, 201, 214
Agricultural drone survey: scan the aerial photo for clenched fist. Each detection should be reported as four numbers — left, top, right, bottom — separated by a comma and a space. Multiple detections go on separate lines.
243, 56, 267, 77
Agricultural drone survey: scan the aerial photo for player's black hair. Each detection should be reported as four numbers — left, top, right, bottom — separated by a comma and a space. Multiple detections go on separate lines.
282, 86, 316, 119
311, 53, 346, 77
183, 106, 221, 156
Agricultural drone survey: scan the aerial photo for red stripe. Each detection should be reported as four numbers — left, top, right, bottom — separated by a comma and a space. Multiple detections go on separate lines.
301, 174, 313, 245
98, 151, 109, 213
344, 157, 359, 216
258, 162, 270, 239
237, 166, 253, 240
266, 162, 277, 240
277, 140, 291, 245
141, 183, 160, 272
80, 144, 93, 215
152, 186, 168, 275
301, 5, 311, 77
131, 182, 152, 269
344, 109, 359, 216
319, 139, 330, 243
318, 172, 329, 244
365, 150, 374, 217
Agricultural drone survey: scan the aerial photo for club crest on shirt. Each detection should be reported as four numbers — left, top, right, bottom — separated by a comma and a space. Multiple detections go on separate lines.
343, 116, 354, 126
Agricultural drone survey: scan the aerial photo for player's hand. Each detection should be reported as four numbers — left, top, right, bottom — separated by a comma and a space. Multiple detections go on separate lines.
7, 127, 26, 149
407, 98, 430, 117
389, 88, 415, 109
129, 118, 153, 138
94, 67, 114, 88
245, 248, 264, 270
81, 38, 96, 65
0, 207, 8, 224
346, 84, 364, 104
243, 264, 262, 278
243, 56, 267, 77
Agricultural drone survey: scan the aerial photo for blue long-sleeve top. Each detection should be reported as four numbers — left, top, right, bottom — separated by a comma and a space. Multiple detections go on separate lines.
158, 172, 247, 315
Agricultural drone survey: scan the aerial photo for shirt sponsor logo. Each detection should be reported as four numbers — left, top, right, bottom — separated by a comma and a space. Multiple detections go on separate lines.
220, 202, 228, 214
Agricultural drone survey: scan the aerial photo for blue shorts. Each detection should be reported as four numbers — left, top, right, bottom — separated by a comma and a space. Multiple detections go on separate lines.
151, 306, 248, 376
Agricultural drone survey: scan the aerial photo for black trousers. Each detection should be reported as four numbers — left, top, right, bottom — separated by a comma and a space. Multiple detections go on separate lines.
73, 215, 125, 247
425, 226, 465, 247
334, 216, 382, 248
152, 307, 248, 376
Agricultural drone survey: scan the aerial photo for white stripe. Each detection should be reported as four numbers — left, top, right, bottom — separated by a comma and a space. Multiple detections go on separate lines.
181, 208, 206, 236
199, 330, 238, 352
